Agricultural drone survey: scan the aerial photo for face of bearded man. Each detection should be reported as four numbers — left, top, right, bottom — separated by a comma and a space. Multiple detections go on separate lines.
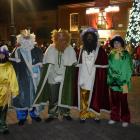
20, 36, 34, 50
54, 33, 69, 52
83, 33, 97, 55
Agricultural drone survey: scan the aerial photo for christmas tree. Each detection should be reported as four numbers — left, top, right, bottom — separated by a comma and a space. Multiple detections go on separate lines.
125, 0, 140, 47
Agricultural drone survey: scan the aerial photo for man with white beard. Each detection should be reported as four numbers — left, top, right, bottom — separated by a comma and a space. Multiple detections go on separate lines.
10, 30, 44, 125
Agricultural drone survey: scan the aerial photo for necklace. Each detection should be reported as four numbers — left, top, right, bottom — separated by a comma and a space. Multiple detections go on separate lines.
84, 51, 94, 75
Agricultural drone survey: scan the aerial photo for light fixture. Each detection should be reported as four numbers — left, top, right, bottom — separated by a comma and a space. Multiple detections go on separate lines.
105, 6, 119, 12
86, 8, 100, 14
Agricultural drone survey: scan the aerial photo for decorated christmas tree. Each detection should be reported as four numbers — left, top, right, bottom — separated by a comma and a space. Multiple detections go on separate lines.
125, 0, 140, 47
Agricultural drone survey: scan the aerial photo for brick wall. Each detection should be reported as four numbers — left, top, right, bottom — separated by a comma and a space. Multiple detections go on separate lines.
59, 1, 133, 46
15, 10, 58, 45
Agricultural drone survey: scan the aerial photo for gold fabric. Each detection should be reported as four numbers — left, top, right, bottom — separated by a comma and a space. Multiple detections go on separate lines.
0, 84, 11, 108
121, 84, 128, 94
112, 73, 128, 94
0, 62, 19, 107
111, 47, 124, 59
79, 88, 100, 118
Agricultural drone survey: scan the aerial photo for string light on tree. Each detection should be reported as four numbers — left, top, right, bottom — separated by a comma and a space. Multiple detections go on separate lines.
125, 0, 140, 47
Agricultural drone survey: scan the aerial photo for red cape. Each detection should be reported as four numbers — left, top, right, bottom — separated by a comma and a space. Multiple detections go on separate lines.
74, 47, 110, 115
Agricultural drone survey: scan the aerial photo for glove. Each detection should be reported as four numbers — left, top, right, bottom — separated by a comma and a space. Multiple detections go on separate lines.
32, 73, 38, 78
54, 75, 62, 83
12, 94, 17, 99
110, 81, 120, 87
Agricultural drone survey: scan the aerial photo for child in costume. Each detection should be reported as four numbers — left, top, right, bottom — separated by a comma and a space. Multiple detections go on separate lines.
0, 45, 19, 135
107, 35, 133, 127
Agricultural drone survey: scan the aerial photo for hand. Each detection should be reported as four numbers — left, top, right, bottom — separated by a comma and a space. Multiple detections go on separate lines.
32, 73, 38, 78
12, 94, 17, 99
54, 75, 62, 83
110, 81, 120, 87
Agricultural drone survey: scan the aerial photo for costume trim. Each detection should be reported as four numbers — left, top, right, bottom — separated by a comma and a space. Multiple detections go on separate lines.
77, 44, 109, 115
76, 64, 109, 68
43, 44, 77, 66
33, 64, 51, 105
20, 51, 37, 91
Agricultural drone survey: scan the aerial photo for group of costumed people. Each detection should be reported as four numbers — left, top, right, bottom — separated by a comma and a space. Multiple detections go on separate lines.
0, 27, 133, 135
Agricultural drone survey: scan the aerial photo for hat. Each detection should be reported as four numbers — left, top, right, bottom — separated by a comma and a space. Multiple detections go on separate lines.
0, 45, 9, 57
20, 29, 30, 36
110, 35, 124, 48
80, 27, 99, 40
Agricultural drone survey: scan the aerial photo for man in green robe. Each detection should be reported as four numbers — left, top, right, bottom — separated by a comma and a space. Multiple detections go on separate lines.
107, 35, 133, 127
33, 29, 78, 123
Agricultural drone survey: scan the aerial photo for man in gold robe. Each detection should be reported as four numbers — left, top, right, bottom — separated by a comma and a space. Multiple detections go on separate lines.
0, 45, 19, 135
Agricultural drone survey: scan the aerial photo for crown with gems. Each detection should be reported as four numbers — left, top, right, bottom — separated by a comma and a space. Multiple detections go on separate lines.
20, 29, 30, 36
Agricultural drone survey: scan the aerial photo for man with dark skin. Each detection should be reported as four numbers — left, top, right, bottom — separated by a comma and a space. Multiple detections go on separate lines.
74, 27, 110, 123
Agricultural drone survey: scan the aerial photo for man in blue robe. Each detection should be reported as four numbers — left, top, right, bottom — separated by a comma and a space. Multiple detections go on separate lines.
10, 30, 44, 125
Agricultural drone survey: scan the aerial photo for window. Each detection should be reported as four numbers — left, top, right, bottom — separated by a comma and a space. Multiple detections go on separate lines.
70, 13, 78, 31
42, 16, 47, 20
97, 12, 106, 29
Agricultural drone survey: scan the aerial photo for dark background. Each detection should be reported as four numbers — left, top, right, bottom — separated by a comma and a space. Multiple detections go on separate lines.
0, 0, 93, 13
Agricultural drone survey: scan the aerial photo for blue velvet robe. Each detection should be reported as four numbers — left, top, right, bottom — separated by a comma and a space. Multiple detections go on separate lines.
10, 46, 44, 114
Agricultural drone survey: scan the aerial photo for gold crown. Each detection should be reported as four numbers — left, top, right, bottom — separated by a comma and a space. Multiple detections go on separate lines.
58, 28, 68, 33
20, 29, 30, 36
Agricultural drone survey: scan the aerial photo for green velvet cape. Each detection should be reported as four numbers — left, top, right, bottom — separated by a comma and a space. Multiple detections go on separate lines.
33, 63, 76, 109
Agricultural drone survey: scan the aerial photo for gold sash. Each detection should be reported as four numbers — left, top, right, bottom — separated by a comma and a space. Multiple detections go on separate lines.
112, 47, 124, 59
0, 84, 12, 108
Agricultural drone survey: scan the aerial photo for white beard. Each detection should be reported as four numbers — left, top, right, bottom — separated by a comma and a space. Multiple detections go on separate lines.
20, 39, 34, 51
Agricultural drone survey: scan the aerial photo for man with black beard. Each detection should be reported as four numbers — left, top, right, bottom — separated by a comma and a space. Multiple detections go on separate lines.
10, 30, 44, 125
0, 45, 19, 135
74, 27, 110, 123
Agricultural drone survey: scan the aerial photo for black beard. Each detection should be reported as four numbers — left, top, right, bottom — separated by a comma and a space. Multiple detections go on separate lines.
1, 57, 8, 63
83, 39, 97, 55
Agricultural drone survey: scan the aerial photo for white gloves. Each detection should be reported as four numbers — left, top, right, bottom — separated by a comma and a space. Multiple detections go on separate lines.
12, 94, 17, 99
54, 75, 62, 83
32, 73, 38, 78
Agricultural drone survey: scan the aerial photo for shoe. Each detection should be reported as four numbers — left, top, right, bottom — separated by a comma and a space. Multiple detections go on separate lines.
122, 122, 128, 127
18, 119, 26, 125
79, 118, 86, 123
32, 117, 42, 122
94, 118, 101, 123
45, 118, 55, 123
63, 116, 72, 121
108, 120, 116, 124
3, 130, 9, 135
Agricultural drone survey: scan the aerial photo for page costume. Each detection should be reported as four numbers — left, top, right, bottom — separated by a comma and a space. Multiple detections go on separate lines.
107, 36, 133, 127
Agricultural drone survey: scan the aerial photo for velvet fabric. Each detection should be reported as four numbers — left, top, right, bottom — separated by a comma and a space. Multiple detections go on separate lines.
16, 107, 39, 120
110, 89, 130, 123
74, 47, 110, 115
107, 50, 133, 92
10, 46, 43, 112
